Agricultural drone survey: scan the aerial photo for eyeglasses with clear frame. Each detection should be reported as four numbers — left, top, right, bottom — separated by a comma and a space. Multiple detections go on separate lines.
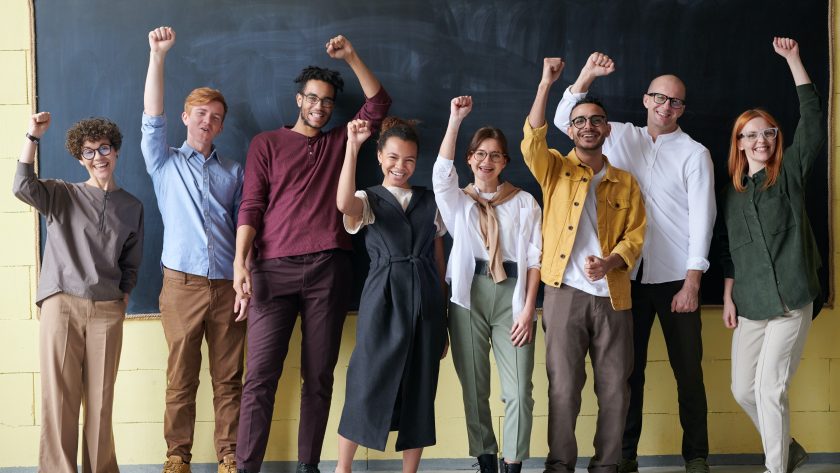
645, 92, 686, 109
80, 144, 113, 160
301, 93, 336, 109
570, 115, 607, 129
738, 127, 779, 142
471, 150, 506, 163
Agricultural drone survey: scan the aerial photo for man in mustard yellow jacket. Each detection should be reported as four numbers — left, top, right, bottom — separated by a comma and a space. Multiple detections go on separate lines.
521, 57, 646, 473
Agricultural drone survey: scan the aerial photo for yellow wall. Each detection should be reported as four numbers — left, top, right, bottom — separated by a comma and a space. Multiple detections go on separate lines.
0, 0, 838, 468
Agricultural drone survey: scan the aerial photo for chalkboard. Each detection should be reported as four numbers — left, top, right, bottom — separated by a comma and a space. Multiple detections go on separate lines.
34, 0, 831, 313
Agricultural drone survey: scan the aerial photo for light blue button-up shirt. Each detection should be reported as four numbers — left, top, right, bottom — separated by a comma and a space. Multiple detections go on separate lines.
141, 113, 243, 280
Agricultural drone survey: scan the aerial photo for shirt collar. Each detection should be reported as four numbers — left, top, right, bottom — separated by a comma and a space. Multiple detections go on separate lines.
567, 149, 619, 182
179, 141, 220, 163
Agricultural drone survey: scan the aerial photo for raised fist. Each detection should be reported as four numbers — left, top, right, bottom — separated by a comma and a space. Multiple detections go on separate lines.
149, 26, 176, 53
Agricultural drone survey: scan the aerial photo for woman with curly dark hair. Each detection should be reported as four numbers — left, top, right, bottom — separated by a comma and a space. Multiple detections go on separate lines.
13, 112, 143, 473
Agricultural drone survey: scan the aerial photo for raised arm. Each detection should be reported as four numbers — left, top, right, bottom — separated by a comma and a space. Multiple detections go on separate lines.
337, 119, 371, 219
438, 96, 472, 161
326, 35, 381, 99
13, 112, 58, 215
554, 52, 615, 133
144, 26, 176, 116
527, 57, 565, 129
774, 37, 825, 181
773, 37, 810, 86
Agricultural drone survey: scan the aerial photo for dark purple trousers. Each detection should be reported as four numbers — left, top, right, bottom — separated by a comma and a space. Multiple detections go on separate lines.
235, 250, 351, 472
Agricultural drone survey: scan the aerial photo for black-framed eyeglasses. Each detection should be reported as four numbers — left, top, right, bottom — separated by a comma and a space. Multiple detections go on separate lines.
646, 92, 686, 109
570, 115, 607, 129
471, 150, 506, 163
80, 144, 113, 160
301, 93, 336, 108
738, 127, 779, 142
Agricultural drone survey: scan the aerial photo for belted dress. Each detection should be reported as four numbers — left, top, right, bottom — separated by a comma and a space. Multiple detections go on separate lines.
338, 185, 447, 451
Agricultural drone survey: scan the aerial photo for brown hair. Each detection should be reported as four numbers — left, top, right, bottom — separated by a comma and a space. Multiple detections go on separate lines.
65, 117, 123, 161
184, 87, 228, 120
377, 116, 419, 152
727, 109, 784, 192
465, 126, 509, 164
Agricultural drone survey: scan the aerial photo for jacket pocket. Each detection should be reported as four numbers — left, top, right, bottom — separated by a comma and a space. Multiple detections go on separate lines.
757, 195, 795, 235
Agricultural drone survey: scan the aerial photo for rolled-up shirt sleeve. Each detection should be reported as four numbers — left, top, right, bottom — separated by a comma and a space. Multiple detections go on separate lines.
140, 113, 170, 176
685, 147, 715, 272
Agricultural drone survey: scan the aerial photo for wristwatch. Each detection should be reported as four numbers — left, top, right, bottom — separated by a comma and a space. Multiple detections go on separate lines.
25, 132, 40, 143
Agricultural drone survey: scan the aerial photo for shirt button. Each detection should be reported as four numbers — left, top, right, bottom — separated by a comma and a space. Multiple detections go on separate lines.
582, 178, 588, 182
574, 202, 580, 206
560, 254, 566, 259
554, 281, 560, 286
568, 225, 573, 230
565, 172, 571, 176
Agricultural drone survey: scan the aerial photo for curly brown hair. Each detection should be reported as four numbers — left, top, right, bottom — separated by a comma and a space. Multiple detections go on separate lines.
65, 117, 123, 160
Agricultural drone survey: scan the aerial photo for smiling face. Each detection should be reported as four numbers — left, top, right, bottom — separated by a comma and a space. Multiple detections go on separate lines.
643, 75, 686, 134
181, 101, 225, 153
378, 137, 417, 189
79, 138, 117, 183
738, 116, 777, 171
296, 79, 336, 131
468, 138, 507, 189
568, 103, 611, 152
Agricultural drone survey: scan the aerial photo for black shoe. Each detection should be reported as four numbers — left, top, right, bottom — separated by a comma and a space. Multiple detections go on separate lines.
500, 459, 522, 473
296, 462, 320, 473
474, 454, 498, 473
788, 438, 809, 473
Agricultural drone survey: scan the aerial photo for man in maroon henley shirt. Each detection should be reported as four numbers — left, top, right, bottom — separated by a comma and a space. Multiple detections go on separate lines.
233, 35, 391, 473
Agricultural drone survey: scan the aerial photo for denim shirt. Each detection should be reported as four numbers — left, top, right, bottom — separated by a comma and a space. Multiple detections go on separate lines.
141, 113, 243, 280
719, 85, 825, 319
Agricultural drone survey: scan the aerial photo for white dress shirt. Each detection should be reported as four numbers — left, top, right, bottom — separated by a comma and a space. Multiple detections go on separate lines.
432, 157, 542, 320
554, 86, 716, 284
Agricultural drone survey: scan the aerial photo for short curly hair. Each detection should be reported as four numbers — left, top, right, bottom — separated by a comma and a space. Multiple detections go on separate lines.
294, 66, 344, 95
65, 117, 123, 160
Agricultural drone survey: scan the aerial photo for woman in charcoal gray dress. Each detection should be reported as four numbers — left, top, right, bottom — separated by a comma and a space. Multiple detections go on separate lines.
335, 117, 448, 473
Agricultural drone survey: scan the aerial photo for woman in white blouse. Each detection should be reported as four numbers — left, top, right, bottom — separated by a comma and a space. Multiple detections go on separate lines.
433, 96, 542, 473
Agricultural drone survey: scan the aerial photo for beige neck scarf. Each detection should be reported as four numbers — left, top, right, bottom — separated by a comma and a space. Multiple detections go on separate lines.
463, 181, 522, 283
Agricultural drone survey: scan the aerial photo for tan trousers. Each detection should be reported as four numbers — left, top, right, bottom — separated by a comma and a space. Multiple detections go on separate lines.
543, 285, 633, 473
39, 293, 125, 473
160, 268, 245, 462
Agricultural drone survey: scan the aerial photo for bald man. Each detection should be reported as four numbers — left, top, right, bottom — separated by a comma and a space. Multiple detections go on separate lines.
554, 53, 715, 473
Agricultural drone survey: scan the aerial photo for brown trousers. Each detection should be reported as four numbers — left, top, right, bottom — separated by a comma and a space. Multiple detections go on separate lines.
39, 293, 125, 473
543, 285, 633, 473
159, 268, 246, 462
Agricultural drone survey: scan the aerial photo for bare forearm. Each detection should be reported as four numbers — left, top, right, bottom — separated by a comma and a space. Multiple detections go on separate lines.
605, 253, 627, 272
523, 267, 540, 309
337, 144, 363, 217
570, 70, 596, 94
19, 138, 37, 164
684, 269, 703, 290
144, 52, 167, 116
787, 56, 811, 86
528, 82, 552, 129
438, 117, 464, 161
723, 277, 735, 301
234, 225, 257, 267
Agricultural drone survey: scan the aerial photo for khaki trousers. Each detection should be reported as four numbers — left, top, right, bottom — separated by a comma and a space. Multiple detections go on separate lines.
39, 293, 125, 473
160, 268, 245, 462
543, 285, 633, 473
731, 303, 812, 473
449, 275, 536, 462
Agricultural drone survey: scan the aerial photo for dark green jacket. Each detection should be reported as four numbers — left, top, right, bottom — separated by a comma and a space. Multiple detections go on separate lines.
719, 84, 825, 319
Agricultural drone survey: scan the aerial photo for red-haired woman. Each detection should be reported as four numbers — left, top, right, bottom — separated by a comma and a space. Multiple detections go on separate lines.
719, 37, 825, 473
